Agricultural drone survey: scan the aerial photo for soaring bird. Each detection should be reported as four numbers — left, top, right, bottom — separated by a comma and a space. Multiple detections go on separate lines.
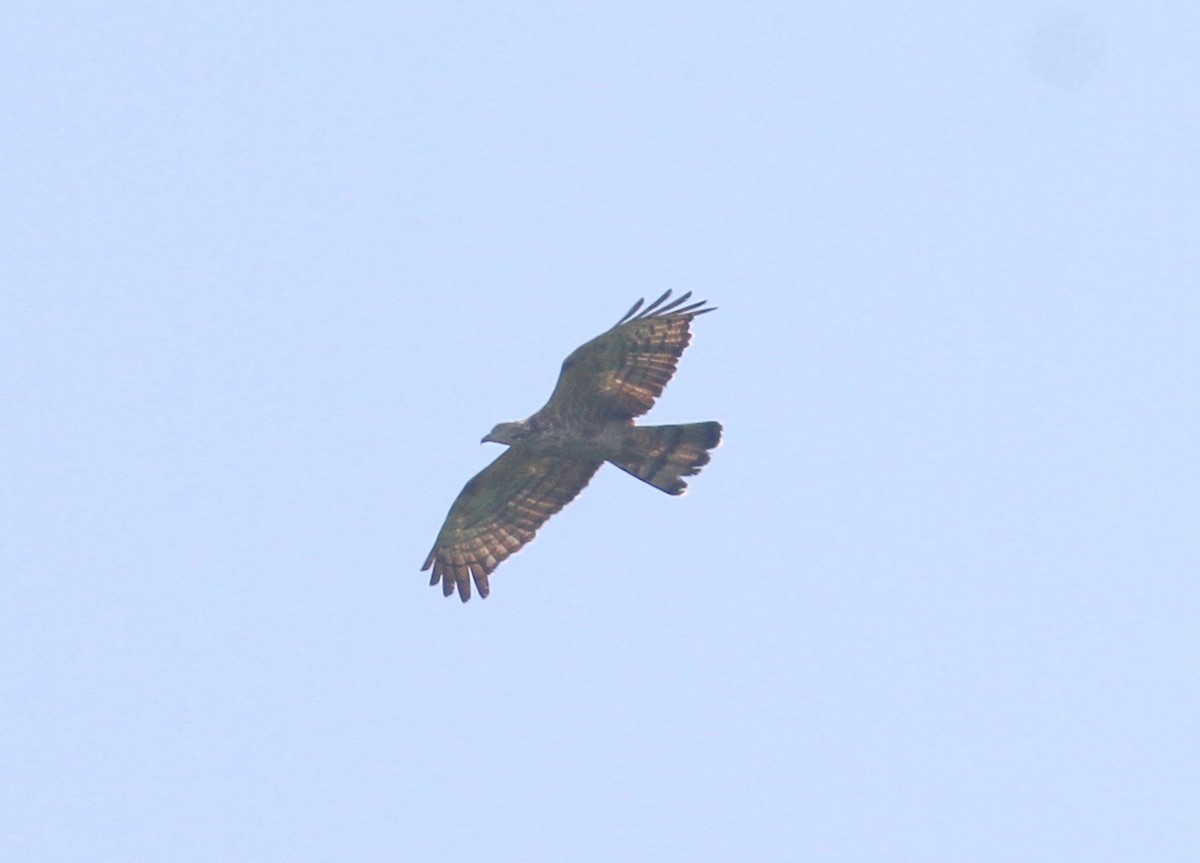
423, 290, 721, 601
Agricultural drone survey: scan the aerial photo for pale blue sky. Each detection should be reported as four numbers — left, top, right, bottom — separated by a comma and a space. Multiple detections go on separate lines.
3, 3, 1198, 861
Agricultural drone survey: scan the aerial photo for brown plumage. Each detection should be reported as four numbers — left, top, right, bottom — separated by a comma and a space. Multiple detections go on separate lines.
422, 290, 722, 601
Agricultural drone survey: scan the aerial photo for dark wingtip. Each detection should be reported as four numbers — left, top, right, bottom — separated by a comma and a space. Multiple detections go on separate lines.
615, 290, 715, 327
642, 289, 674, 315
656, 290, 693, 314
615, 296, 646, 327
677, 300, 715, 317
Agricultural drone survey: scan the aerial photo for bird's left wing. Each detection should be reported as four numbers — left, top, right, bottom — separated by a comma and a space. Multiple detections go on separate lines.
422, 448, 602, 601
538, 290, 715, 424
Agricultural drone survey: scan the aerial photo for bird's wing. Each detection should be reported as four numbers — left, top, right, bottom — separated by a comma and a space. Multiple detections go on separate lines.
538, 290, 715, 424
422, 448, 602, 601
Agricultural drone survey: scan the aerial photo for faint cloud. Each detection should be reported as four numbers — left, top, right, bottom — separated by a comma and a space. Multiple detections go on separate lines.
1026, 10, 1105, 88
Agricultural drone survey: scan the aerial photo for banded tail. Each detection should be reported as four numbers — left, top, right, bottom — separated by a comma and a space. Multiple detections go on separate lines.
609, 422, 722, 495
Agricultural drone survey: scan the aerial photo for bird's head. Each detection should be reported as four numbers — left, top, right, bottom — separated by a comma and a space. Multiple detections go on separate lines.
482, 420, 531, 446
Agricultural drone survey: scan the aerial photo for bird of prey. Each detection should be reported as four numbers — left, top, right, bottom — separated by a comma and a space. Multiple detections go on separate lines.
422, 290, 722, 601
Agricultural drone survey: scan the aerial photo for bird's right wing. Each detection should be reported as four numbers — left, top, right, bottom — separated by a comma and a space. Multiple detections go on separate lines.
422, 448, 602, 601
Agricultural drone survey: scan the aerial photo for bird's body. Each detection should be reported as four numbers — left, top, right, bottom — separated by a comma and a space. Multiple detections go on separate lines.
423, 290, 721, 601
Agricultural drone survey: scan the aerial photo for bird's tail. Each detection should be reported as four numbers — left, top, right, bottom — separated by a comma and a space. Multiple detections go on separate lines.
608, 422, 722, 495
